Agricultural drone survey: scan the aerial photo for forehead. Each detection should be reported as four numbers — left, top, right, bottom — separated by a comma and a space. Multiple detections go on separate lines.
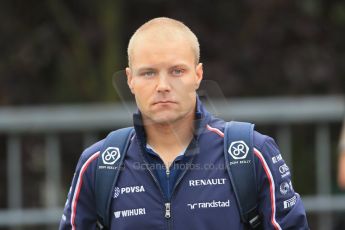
130, 31, 195, 68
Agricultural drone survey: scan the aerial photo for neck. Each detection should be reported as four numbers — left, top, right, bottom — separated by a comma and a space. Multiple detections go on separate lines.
143, 111, 195, 166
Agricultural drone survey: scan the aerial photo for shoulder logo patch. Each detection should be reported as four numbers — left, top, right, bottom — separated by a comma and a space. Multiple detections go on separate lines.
279, 181, 290, 195
228, 141, 249, 160
102, 147, 121, 165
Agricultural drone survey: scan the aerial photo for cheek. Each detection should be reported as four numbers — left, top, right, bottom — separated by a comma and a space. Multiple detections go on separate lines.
174, 83, 197, 107
132, 80, 147, 95
175, 81, 196, 96
134, 87, 151, 105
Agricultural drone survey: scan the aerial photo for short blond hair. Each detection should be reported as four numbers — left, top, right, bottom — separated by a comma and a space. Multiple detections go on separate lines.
127, 17, 200, 67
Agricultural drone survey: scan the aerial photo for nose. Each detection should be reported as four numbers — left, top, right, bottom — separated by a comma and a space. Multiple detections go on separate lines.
156, 74, 171, 93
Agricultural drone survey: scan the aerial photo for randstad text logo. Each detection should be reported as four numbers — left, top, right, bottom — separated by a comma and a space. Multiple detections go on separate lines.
102, 147, 121, 165
228, 141, 249, 160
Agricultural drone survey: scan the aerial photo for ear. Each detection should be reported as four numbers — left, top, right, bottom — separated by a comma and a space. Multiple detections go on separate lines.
126, 67, 135, 94
195, 63, 203, 90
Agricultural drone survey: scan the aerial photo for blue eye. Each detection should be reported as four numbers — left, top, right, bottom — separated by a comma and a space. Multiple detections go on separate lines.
172, 69, 184, 76
141, 71, 155, 77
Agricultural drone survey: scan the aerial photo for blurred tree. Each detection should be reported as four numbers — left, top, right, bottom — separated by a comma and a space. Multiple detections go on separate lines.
48, 0, 124, 102
0, 0, 124, 105
0, 0, 344, 105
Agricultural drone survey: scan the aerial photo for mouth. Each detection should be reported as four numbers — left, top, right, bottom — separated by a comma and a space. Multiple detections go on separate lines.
152, 100, 177, 105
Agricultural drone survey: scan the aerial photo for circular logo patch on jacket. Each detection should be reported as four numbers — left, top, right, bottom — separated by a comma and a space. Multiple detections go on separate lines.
102, 147, 121, 165
228, 141, 249, 160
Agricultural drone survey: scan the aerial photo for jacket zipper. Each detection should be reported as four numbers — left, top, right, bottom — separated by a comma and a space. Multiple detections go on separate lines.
142, 160, 172, 229
165, 202, 171, 219
165, 167, 172, 229
141, 150, 195, 230
165, 168, 171, 219
165, 155, 196, 229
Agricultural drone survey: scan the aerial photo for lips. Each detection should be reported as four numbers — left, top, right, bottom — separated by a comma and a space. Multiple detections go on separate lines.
152, 100, 176, 105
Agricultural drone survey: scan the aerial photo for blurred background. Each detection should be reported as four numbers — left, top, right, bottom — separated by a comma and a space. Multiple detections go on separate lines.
0, 0, 345, 229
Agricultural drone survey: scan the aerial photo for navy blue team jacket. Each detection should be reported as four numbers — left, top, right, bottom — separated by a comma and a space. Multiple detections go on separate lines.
60, 98, 309, 229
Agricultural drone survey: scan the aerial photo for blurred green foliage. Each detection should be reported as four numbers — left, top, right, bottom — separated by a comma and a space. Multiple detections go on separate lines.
0, 0, 344, 105
0, 0, 124, 104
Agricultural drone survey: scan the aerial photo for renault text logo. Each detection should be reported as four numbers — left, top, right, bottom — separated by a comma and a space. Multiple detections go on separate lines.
102, 147, 121, 165
228, 141, 249, 160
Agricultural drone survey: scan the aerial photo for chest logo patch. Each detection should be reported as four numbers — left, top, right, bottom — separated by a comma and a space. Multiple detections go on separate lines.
187, 200, 230, 210
189, 178, 227, 187
114, 208, 146, 218
113, 185, 145, 198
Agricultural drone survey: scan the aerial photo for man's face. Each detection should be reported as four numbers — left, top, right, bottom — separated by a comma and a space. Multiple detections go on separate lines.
126, 34, 203, 125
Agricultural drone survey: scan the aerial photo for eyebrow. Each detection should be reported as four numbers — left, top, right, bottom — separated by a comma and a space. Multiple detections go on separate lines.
135, 63, 190, 74
135, 67, 156, 74
169, 64, 189, 70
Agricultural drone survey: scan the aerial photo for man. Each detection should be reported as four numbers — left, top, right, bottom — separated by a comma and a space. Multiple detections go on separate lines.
60, 17, 309, 229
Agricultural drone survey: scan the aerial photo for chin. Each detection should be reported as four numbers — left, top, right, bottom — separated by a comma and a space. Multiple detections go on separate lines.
147, 113, 181, 125
152, 116, 178, 124
143, 108, 191, 125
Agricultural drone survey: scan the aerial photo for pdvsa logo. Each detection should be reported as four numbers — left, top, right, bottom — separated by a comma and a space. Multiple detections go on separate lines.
113, 185, 145, 198
228, 141, 249, 160
102, 147, 121, 165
